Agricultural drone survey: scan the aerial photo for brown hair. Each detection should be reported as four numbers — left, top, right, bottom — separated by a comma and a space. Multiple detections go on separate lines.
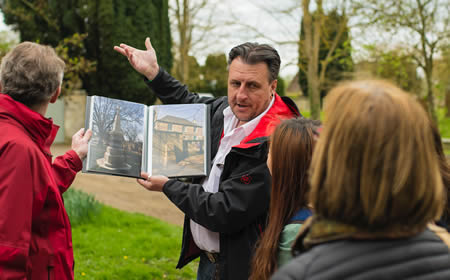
0, 41, 65, 107
250, 118, 321, 280
430, 121, 450, 225
310, 80, 444, 231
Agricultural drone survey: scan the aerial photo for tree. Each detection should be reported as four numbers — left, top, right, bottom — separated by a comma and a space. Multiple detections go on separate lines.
434, 47, 450, 116
202, 53, 227, 97
0, 30, 18, 59
55, 33, 96, 96
1, 0, 173, 105
354, 0, 450, 122
298, 8, 353, 105
170, 0, 217, 83
300, 0, 353, 119
360, 45, 422, 95
81, 0, 173, 105
91, 97, 144, 144
276, 76, 286, 96
227, 0, 354, 119
172, 55, 206, 91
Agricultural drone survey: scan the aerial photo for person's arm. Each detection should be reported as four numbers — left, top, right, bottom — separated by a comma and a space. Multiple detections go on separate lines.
114, 38, 216, 105
140, 144, 271, 234
0, 143, 38, 278
52, 128, 91, 194
146, 67, 216, 105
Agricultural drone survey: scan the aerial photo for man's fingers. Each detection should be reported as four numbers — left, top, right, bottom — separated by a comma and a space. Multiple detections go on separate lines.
73, 128, 84, 139
140, 171, 150, 179
113, 46, 127, 56
137, 178, 152, 189
145, 37, 153, 51
83, 129, 93, 140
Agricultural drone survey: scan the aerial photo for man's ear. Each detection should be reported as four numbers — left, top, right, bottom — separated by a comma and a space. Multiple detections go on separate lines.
270, 79, 278, 95
50, 86, 61, 103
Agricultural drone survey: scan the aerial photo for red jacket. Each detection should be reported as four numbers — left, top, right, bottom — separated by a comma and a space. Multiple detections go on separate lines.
0, 94, 81, 280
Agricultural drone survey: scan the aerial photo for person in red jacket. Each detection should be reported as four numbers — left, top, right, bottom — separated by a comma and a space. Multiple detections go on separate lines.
0, 42, 91, 279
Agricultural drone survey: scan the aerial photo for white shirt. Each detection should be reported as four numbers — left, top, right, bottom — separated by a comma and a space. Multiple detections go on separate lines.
190, 97, 275, 252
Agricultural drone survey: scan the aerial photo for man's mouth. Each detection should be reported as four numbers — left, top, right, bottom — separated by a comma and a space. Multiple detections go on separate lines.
237, 104, 248, 108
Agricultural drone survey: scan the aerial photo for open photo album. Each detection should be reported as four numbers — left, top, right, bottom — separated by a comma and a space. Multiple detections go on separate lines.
82, 95, 210, 179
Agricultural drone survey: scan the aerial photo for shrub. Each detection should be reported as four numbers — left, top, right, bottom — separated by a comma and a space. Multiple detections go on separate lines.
63, 188, 102, 227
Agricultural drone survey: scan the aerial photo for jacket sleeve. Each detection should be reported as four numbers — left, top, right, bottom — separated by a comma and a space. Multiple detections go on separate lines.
51, 149, 83, 194
162, 150, 271, 234
0, 143, 38, 278
145, 67, 216, 105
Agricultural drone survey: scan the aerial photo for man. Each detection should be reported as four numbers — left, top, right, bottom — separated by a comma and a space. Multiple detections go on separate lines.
114, 38, 300, 279
0, 42, 91, 279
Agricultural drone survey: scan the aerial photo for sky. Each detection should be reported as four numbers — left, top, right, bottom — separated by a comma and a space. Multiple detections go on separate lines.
0, 2, 301, 77
0, 1, 431, 79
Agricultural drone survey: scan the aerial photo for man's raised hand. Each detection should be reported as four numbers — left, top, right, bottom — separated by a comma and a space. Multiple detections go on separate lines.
113, 37, 160, 81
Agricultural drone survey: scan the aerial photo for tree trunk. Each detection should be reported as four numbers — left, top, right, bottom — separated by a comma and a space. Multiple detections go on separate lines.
425, 69, 437, 123
302, 0, 322, 120
308, 70, 321, 119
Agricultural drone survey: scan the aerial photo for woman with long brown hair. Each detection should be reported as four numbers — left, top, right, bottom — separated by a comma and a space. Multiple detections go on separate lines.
250, 118, 321, 280
272, 80, 450, 280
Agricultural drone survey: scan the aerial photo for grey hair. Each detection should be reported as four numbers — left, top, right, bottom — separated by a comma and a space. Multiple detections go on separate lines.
228, 42, 280, 82
0, 41, 65, 107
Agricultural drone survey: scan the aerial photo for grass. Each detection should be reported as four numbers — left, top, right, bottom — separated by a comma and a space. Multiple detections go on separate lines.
63, 190, 197, 280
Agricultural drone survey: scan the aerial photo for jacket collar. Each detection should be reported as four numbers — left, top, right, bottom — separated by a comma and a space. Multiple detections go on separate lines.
235, 93, 298, 149
292, 216, 426, 255
0, 93, 58, 154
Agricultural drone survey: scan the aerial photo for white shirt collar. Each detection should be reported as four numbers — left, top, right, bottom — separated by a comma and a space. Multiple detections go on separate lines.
222, 95, 275, 137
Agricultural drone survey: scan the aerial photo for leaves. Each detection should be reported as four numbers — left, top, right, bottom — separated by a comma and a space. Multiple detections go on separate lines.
55, 33, 96, 96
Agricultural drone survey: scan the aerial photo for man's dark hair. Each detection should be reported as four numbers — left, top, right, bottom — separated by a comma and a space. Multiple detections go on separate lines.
228, 42, 280, 82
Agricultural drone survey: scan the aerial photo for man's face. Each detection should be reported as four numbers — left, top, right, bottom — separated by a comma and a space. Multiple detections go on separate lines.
227, 58, 277, 126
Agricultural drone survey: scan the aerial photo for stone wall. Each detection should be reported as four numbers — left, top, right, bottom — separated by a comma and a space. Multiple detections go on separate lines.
63, 90, 87, 143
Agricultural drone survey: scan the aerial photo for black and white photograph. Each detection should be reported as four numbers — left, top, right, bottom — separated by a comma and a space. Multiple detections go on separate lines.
85, 96, 146, 178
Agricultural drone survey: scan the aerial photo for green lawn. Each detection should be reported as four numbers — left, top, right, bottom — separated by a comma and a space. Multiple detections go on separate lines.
71, 205, 197, 279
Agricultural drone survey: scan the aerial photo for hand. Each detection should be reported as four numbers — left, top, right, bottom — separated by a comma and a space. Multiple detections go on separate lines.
71, 128, 92, 160
137, 172, 169, 192
113, 37, 160, 80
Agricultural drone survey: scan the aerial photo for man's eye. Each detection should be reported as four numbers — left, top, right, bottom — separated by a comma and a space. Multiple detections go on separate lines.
231, 81, 240, 87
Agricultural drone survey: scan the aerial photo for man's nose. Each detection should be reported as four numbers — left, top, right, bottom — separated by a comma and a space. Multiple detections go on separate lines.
236, 85, 248, 101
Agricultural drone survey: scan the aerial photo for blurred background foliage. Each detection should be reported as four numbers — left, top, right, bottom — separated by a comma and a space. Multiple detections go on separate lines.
0, 0, 172, 105
0, 0, 448, 120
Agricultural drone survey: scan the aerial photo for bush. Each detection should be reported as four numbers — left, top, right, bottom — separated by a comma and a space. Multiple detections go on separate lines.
63, 188, 102, 227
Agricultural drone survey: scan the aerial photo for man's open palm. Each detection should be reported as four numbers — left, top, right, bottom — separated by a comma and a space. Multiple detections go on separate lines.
113, 37, 159, 80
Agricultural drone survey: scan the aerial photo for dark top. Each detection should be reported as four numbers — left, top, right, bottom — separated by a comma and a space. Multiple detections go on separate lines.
272, 228, 450, 280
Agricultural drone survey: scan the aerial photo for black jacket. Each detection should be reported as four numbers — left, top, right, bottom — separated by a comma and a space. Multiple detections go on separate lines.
272, 228, 450, 280
146, 68, 299, 279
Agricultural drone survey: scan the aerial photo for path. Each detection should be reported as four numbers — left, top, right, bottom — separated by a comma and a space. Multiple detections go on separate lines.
51, 144, 184, 226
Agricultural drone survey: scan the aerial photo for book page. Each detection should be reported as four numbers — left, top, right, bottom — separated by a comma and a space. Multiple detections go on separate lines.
85, 96, 146, 178
142, 106, 149, 174
149, 104, 209, 178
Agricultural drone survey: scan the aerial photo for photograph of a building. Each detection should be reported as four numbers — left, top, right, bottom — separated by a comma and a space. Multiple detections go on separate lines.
151, 104, 207, 177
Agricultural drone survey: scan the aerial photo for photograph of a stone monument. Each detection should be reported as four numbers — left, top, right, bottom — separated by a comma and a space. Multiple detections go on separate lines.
86, 96, 145, 178
150, 104, 207, 177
